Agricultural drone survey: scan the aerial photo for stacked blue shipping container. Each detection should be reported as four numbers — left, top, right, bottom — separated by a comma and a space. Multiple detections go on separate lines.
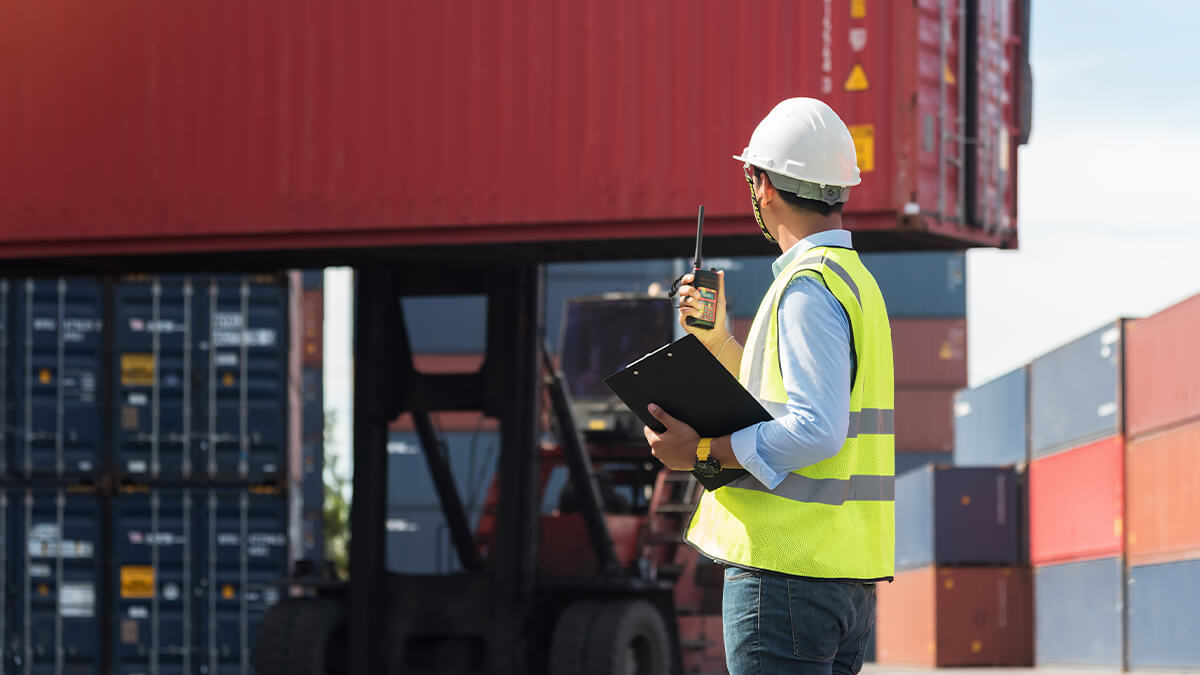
1, 275, 291, 675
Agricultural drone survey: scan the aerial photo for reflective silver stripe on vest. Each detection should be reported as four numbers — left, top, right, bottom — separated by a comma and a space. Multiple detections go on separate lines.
728, 473, 895, 505
846, 408, 895, 438
794, 252, 860, 306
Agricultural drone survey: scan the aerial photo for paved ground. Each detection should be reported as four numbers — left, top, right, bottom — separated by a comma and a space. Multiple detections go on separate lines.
864, 662, 1190, 667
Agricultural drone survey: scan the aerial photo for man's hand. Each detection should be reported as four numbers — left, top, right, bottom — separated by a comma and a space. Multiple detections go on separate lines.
643, 403, 701, 471
676, 270, 730, 350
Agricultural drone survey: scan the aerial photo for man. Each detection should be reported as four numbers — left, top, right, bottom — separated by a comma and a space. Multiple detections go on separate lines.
644, 98, 895, 675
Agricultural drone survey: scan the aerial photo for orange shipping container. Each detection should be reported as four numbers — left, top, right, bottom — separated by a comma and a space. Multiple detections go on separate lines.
1128, 420, 1200, 566
1126, 293, 1200, 438
1028, 436, 1124, 566
877, 566, 1033, 667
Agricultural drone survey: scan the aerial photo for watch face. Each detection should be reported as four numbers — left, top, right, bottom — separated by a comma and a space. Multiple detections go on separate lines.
694, 457, 722, 477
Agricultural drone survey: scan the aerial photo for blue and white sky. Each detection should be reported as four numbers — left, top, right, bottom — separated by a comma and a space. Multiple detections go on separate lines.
968, 0, 1200, 384
324, 1, 1200, 467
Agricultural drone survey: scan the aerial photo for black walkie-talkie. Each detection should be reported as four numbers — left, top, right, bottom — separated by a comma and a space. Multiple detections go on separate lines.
686, 205, 720, 330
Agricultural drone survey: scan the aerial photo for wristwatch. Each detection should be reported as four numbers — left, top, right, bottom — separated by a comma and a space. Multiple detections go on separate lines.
693, 438, 722, 477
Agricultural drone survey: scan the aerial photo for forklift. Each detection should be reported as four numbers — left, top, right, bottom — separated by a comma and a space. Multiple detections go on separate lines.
253, 263, 723, 675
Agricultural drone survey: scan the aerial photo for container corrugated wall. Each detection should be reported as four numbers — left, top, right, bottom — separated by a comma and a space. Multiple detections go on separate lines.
1029, 321, 1125, 457
0, 1, 1026, 256
1034, 557, 1123, 667
1125, 292, 1200, 437
895, 466, 1020, 571
6, 279, 106, 478
1129, 558, 1200, 669
954, 366, 1028, 467
9, 487, 104, 674
112, 275, 288, 481
1127, 420, 1200, 566
1028, 435, 1123, 566
110, 487, 288, 675
876, 566, 1032, 667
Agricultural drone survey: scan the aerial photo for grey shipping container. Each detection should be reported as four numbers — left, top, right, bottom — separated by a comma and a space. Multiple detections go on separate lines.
1129, 558, 1200, 669
387, 431, 499, 513
1034, 557, 1123, 667
110, 488, 288, 675
400, 295, 488, 354
1030, 321, 1125, 457
954, 366, 1029, 466
8, 487, 103, 675
112, 276, 288, 480
6, 278, 105, 477
386, 508, 466, 575
723, 251, 967, 319
895, 465, 1019, 571
895, 450, 953, 477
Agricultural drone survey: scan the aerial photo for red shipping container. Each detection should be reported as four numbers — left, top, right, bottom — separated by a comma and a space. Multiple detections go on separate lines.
1126, 293, 1200, 438
877, 566, 1033, 667
892, 318, 968, 387
895, 388, 956, 452
1028, 436, 1124, 566
1128, 420, 1200, 566
0, 0, 1027, 261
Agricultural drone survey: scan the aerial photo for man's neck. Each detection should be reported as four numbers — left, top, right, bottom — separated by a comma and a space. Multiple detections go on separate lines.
775, 214, 844, 252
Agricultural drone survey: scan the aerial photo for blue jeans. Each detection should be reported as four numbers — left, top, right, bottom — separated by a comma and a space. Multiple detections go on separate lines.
722, 565, 875, 675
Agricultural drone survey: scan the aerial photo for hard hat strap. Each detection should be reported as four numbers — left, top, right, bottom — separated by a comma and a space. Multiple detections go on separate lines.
744, 169, 777, 243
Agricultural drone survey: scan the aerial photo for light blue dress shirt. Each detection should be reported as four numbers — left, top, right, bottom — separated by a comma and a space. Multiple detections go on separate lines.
729, 229, 854, 490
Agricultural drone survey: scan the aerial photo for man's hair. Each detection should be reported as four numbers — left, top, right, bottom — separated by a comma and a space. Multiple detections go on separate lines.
753, 166, 845, 217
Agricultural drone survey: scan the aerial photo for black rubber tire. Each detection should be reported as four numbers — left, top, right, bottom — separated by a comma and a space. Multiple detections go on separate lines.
252, 596, 346, 675
549, 600, 602, 675
583, 599, 673, 675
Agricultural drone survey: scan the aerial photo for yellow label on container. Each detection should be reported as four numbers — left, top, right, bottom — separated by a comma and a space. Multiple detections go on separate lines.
222, 584, 236, 599
222, 372, 236, 387
971, 640, 983, 653
944, 577, 955, 590
961, 494, 971, 506
851, 0, 866, 19
38, 369, 52, 384
848, 124, 875, 173
121, 353, 155, 387
121, 565, 155, 599
844, 63, 870, 92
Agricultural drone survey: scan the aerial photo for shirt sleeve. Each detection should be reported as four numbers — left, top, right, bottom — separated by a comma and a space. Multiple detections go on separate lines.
729, 275, 853, 490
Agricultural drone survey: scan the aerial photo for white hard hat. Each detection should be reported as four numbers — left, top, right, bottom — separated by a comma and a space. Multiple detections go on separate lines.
733, 97, 861, 204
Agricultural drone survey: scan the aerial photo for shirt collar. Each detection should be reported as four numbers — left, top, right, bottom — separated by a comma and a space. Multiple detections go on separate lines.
771, 229, 853, 278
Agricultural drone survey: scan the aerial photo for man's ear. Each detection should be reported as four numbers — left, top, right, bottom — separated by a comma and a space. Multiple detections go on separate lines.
757, 175, 777, 208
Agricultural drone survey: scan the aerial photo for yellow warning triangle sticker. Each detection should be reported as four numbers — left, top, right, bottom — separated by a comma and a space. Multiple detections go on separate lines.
944, 62, 957, 85
844, 63, 870, 92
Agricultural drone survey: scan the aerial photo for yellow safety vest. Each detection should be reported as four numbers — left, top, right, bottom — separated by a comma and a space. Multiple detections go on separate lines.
684, 245, 895, 580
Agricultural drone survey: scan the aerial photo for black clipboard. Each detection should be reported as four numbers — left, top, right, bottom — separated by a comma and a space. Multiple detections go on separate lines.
603, 334, 772, 490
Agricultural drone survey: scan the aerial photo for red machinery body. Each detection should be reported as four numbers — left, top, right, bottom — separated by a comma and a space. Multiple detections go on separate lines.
1, 0, 1027, 260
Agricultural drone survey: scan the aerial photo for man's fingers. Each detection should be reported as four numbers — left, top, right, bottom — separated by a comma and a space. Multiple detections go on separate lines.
646, 403, 678, 429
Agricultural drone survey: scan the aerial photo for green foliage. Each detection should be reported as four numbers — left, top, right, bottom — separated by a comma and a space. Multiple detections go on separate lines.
323, 411, 351, 579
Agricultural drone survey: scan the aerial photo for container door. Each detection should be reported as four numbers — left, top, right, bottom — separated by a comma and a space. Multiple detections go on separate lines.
10, 279, 104, 477
18, 489, 102, 674
113, 277, 201, 480
111, 490, 194, 675
202, 489, 288, 675
198, 277, 287, 480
